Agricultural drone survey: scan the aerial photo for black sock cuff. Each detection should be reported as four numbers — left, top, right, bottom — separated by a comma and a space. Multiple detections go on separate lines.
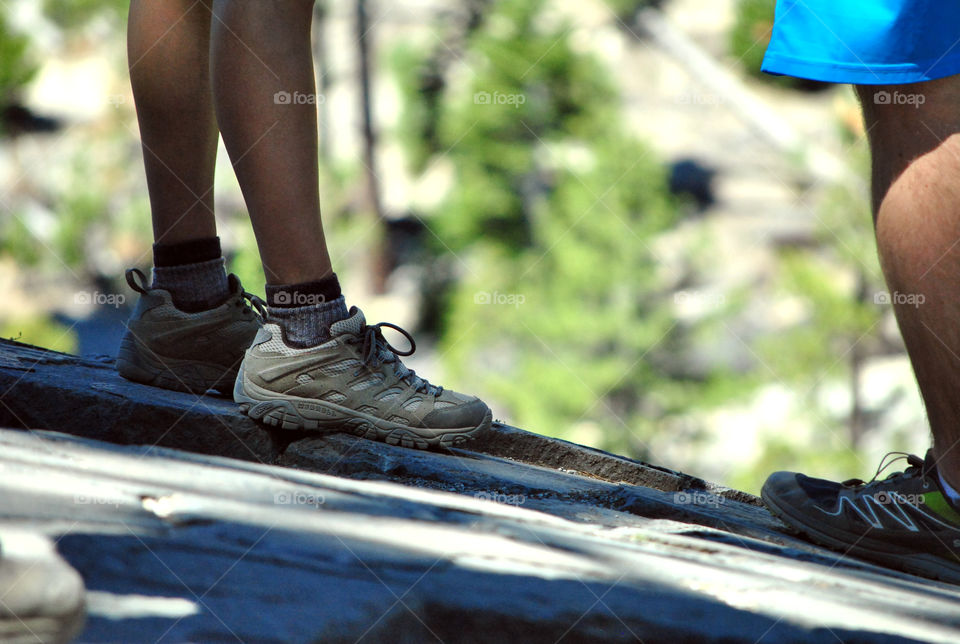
153, 237, 222, 268
266, 274, 342, 308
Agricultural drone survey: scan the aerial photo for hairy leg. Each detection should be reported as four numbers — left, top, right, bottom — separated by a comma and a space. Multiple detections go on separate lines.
128, 0, 218, 244
857, 77, 960, 486
210, 0, 333, 285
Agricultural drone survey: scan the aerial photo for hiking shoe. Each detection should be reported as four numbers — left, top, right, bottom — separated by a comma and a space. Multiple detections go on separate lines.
234, 306, 492, 449
117, 268, 261, 395
762, 450, 960, 583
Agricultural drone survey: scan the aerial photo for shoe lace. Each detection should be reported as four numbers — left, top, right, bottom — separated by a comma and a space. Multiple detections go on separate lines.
348, 322, 442, 396
842, 451, 926, 487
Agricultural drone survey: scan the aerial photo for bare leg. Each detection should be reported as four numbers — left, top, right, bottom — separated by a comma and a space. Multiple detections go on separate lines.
857, 77, 960, 486
128, 0, 218, 245
210, 0, 333, 285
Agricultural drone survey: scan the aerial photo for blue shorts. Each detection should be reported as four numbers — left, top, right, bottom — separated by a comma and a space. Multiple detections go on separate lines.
762, 0, 960, 85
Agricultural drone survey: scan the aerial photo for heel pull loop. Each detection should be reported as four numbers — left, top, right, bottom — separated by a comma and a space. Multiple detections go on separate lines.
125, 268, 150, 295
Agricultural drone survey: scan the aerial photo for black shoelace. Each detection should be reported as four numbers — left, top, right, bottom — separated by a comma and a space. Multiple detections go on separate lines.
842, 451, 926, 487
348, 322, 442, 396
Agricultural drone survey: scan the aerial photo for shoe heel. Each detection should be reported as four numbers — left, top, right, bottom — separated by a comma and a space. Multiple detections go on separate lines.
116, 332, 229, 395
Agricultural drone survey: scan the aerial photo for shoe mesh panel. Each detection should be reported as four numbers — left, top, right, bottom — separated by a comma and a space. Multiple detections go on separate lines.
377, 388, 403, 402
330, 308, 365, 336
402, 397, 422, 411
319, 391, 347, 404
317, 359, 360, 376
296, 374, 313, 385
351, 375, 384, 391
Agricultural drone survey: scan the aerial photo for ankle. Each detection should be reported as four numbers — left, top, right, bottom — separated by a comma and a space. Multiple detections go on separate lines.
266, 274, 348, 348
151, 237, 230, 312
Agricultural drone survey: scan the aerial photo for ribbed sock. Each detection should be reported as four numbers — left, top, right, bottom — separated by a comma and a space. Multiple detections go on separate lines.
266, 274, 349, 348
151, 237, 230, 313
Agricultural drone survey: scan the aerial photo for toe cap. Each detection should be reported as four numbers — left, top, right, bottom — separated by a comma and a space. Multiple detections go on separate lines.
422, 398, 490, 429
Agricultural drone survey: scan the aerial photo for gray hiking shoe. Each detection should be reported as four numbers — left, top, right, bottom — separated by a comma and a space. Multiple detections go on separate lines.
117, 268, 261, 395
234, 306, 492, 449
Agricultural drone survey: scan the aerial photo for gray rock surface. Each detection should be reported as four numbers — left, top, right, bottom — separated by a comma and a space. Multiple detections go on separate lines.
1, 339, 959, 642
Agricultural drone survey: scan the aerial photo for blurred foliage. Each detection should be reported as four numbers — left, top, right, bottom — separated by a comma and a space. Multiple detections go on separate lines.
0, 0, 921, 493
394, 0, 756, 457
749, 137, 908, 483
42, 0, 128, 29
0, 10, 37, 104
1, 316, 77, 354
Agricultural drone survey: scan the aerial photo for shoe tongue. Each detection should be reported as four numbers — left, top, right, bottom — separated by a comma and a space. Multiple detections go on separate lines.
330, 306, 365, 337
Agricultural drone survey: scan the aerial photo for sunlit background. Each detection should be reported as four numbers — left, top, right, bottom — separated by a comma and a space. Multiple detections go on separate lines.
0, 0, 929, 493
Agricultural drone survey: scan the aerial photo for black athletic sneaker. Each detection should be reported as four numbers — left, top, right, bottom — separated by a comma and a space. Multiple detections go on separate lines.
762, 450, 960, 583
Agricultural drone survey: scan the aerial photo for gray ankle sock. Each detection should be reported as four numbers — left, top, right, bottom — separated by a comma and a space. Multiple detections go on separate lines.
268, 296, 349, 348
152, 257, 230, 313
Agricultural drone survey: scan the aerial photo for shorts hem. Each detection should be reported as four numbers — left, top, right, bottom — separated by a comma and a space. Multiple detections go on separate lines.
761, 53, 960, 85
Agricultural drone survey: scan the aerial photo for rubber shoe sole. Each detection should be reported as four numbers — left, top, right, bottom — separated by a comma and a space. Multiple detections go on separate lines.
117, 333, 238, 396
234, 366, 491, 450
761, 485, 960, 585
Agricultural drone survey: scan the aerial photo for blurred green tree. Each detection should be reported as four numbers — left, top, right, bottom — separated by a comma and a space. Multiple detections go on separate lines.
42, 0, 128, 29
393, 0, 753, 457
0, 10, 37, 110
